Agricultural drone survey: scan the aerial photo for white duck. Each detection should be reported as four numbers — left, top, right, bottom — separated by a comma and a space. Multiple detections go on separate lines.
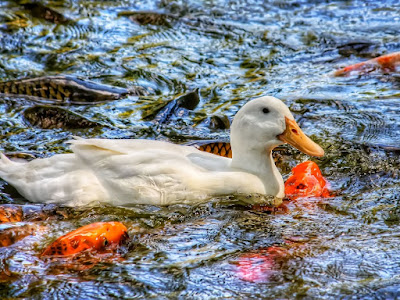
0, 96, 324, 207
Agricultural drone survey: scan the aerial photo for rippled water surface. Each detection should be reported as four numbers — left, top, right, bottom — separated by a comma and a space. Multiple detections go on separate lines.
1, 0, 400, 298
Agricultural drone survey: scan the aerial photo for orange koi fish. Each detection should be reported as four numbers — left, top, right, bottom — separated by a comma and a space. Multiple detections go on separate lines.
334, 52, 400, 76
284, 161, 331, 200
0, 205, 23, 223
0, 204, 69, 223
41, 222, 129, 257
0, 224, 42, 247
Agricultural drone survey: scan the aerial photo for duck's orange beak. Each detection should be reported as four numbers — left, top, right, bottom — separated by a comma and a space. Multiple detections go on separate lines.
277, 117, 324, 157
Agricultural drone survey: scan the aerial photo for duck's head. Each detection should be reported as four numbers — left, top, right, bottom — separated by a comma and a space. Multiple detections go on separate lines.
231, 96, 324, 157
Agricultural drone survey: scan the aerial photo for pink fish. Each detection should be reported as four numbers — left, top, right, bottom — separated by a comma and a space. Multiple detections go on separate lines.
235, 246, 288, 283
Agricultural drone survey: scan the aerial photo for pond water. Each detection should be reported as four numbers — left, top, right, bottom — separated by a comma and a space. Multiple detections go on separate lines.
1, 0, 400, 298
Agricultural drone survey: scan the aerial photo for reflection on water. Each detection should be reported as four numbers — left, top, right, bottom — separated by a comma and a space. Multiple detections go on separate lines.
1, 0, 400, 298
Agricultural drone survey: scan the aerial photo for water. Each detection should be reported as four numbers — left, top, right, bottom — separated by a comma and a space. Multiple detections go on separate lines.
1, 0, 400, 298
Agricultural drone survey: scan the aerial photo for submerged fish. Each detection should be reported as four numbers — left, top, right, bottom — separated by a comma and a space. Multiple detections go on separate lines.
41, 222, 129, 257
0, 204, 69, 223
24, 105, 101, 129
0, 75, 144, 104
334, 52, 400, 76
235, 246, 288, 283
284, 161, 331, 200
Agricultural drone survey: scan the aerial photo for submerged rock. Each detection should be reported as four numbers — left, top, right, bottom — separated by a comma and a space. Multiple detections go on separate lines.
21, 1, 73, 25
175, 88, 200, 110
118, 11, 179, 26
151, 89, 200, 124
206, 114, 231, 130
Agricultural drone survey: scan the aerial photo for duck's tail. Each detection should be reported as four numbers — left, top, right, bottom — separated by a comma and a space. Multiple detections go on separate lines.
0, 153, 22, 184
0, 153, 13, 162
0, 153, 14, 174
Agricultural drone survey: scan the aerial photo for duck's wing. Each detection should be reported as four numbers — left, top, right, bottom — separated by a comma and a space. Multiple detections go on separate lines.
0, 153, 108, 206
69, 138, 231, 171
69, 138, 241, 205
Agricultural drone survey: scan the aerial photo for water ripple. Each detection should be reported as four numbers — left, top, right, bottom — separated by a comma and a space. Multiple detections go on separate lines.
1, 0, 400, 298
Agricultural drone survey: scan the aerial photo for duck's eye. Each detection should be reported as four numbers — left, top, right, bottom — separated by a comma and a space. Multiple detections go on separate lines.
262, 107, 270, 114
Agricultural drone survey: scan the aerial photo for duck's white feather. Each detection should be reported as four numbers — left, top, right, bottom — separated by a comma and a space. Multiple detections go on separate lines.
0, 153, 107, 206
69, 139, 267, 205
0, 96, 303, 206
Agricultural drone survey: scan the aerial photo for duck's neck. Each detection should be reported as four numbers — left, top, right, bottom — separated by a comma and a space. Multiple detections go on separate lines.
230, 146, 284, 198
